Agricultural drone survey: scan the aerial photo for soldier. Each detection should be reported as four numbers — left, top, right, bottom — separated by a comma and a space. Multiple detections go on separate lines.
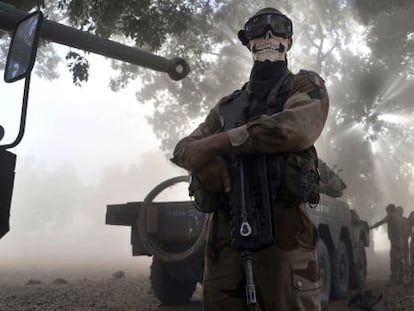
370, 204, 405, 285
171, 7, 329, 311
407, 211, 414, 286
396, 206, 410, 283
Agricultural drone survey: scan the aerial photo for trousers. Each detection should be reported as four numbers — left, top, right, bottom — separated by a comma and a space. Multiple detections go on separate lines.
203, 243, 322, 311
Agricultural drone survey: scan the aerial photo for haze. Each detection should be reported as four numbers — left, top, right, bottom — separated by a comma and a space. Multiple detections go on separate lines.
0, 51, 187, 275
0, 51, 392, 277
2, 0, 413, 280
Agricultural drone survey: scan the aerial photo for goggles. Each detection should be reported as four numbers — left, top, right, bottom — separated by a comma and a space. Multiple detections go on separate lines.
243, 13, 292, 40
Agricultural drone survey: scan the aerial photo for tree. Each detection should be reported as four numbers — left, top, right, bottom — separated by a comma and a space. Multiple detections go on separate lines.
1, 0, 63, 79
1, 0, 360, 151
331, 0, 414, 218
3, 0, 414, 221
54, 0, 359, 153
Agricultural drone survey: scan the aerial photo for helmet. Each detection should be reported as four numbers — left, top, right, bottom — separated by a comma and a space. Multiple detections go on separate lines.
238, 7, 293, 46
386, 204, 396, 213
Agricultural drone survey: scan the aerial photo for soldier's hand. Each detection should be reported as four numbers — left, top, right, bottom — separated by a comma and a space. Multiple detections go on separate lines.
184, 133, 231, 172
185, 139, 216, 171
196, 157, 231, 193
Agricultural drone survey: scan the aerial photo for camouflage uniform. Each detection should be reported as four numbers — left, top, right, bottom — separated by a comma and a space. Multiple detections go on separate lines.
402, 215, 410, 281
410, 227, 414, 283
172, 71, 329, 310
371, 211, 405, 284
408, 211, 414, 284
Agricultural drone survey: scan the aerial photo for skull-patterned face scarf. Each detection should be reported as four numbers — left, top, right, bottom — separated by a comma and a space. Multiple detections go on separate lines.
248, 60, 288, 99
249, 30, 290, 62
248, 31, 289, 98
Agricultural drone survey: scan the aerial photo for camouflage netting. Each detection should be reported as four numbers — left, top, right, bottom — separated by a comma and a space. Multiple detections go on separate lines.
318, 159, 347, 198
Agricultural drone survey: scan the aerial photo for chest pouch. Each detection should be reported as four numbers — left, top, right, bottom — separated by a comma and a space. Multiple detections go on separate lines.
279, 146, 320, 205
264, 73, 320, 206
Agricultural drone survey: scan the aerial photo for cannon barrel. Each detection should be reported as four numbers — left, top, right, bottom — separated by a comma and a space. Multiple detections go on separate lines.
0, 1, 190, 80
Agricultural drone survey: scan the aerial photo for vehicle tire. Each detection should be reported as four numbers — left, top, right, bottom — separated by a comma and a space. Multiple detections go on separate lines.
350, 240, 367, 289
316, 239, 331, 310
150, 257, 197, 305
331, 240, 350, 299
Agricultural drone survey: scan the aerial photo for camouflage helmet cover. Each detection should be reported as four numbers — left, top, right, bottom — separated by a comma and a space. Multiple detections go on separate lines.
251, 7, 284, 17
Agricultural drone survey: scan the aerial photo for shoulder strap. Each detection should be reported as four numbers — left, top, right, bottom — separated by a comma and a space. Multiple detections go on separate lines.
218, 90, 250, 131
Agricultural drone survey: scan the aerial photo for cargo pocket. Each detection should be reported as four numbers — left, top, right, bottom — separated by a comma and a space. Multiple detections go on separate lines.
292, 259, 322, 290
280, 149, 320, 205
291, 259, 322, 310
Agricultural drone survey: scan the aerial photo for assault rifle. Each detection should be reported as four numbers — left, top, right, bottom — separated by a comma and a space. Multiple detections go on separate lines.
218, 72, 290, 307
229, 154, 277, 307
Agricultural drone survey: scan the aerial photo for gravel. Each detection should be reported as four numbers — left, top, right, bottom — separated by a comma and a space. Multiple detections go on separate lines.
1, 251, 413, 310
0, 269, 202, 311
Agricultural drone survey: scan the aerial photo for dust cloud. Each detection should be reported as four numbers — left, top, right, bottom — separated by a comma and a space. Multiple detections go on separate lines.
0, 149, 187, 277
0, 48, 192, 276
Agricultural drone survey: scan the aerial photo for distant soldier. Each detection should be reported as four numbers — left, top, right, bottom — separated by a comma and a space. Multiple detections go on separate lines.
396, 206, 410, 282
370, 204, 405, 285
407, 211, 414, 286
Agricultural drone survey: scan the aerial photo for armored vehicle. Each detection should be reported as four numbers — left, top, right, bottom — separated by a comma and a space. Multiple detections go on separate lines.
106, 161, 370, 308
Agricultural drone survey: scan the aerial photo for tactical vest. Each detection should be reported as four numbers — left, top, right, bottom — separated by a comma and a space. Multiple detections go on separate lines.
190, 71, 320, 215
218, 71, 320, 206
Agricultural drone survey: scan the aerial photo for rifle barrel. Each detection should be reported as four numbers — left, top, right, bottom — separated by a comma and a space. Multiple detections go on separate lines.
0, 2, 190, 80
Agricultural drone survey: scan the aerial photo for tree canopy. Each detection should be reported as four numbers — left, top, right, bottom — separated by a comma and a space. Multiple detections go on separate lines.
2, 0, 414, 220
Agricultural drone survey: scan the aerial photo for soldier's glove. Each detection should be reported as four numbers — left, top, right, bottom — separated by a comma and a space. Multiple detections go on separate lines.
184, 133, 231, 171
196, 157, 231, 193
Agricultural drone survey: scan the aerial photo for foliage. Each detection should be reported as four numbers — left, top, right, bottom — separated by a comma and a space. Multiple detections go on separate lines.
65, 51, 89, 86
54, 0, 360, 152
0, 0, 66, 80
3, 0, 414, 220
352, 0, 414, 75
2, 0, 44, 11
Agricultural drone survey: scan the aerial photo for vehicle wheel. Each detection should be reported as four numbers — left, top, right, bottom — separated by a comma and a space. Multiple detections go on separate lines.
316, 239, 331, 310
150, 257, 197, 305
350, 240, 367, 289
331, 240, 350, 299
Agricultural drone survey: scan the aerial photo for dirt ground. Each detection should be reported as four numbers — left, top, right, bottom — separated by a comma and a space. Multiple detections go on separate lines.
0, 250, 412, 311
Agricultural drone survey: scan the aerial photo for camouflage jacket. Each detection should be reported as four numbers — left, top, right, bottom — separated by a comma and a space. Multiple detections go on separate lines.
371, 214, 406, 242
172, 70, 329, 168
171, 69, 330, 250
